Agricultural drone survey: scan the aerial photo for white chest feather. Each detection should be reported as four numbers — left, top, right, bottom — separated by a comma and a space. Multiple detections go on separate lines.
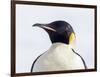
32, 43, 85, 72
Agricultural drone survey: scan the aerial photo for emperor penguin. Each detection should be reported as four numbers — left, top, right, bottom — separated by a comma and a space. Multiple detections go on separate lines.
31, 20, 87, 72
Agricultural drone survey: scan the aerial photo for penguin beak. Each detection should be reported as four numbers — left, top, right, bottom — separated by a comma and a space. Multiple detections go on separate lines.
32, 23, 45, 27
32, 23, 56, 32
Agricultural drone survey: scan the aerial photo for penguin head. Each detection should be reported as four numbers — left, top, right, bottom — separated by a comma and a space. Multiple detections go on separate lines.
32, 20, 75, 46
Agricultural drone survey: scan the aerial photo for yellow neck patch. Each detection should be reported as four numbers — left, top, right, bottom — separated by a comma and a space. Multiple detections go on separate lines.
69, 32, 75, 44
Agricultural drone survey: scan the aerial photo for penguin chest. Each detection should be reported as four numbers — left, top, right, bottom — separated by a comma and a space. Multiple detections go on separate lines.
32, 43, 85, 72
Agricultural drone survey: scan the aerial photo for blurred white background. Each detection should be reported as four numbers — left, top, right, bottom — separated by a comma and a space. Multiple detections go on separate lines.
0, 0, 100, 77
16, 4, 94, 73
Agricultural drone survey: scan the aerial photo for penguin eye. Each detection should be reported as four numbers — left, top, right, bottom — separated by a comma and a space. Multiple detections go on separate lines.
42, 26, 56, 32
66, 27, 69, 30
68, 25, 71, 28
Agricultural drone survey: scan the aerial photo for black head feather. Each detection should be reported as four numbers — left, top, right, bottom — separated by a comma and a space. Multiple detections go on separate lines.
33, 20, 74, 44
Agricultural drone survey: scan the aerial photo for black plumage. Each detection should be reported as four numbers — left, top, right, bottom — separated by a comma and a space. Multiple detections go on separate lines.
33, 20, 74, 44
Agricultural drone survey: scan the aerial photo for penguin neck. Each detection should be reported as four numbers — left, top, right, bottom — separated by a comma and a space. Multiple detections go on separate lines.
51, 42, 73, 49
48, 42, 74, 54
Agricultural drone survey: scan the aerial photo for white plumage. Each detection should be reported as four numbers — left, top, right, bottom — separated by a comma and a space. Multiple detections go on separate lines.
32, 43, 85, 72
